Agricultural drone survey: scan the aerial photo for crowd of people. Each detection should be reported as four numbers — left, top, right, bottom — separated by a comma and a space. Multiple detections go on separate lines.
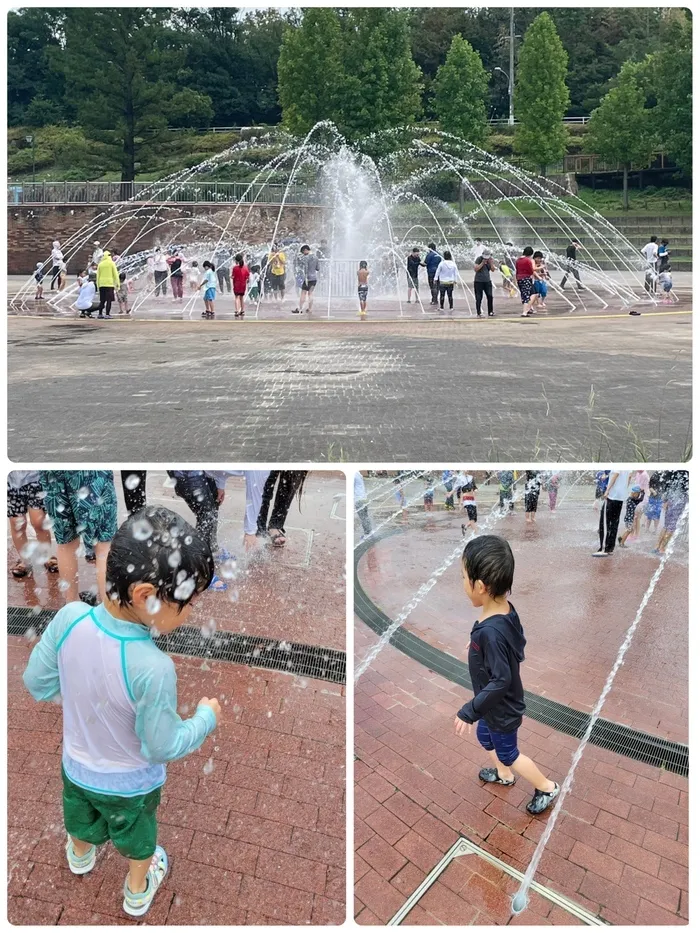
8, 469, 310, 603
640, 234, 677, 303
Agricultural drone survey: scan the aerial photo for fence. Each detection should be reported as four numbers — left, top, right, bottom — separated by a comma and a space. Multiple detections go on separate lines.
7, 180, 317, 206
487, 116, 590, 127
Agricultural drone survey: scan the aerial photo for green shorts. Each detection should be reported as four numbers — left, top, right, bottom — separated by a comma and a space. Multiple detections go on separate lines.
62, 767, 161, 861
39, 471, 118, 546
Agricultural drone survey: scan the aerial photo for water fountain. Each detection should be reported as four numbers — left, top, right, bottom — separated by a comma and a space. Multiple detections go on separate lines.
12, 123, 661, 321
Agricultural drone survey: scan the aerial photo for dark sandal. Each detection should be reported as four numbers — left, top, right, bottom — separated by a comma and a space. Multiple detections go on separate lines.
44, 557, 59, 573
268, 529, 286, 547
12, 560, 30, 578
479, 767, 516, 786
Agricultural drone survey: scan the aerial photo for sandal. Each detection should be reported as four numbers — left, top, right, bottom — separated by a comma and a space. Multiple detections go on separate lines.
208, 574, 228, 591
44, 557, 59, 573
11, 560, 31, 578
478, 767, 516, 786
268, 528, 287, 548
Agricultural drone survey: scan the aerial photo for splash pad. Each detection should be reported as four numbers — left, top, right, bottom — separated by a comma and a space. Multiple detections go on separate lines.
12, 123, 668, 321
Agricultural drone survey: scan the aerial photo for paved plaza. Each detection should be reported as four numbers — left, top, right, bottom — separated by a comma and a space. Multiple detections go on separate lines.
7, 472, 346, 925
8, 304, 691, 462
354, 478, 688, 925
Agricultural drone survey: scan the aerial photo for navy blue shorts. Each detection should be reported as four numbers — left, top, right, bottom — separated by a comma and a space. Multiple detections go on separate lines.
476, 720, 520, 766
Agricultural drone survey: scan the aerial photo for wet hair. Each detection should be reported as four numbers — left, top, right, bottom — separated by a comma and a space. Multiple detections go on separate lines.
533, 250, 543, 260
523, 246, 534, 257
412, 247, 420, 253
191, 260, 199, 267
119, 272, 126, 282
301, 244, 310, 253
443, 250, 452, 260
202, 260, 213, 270
235, 253, 244, 265
428, 242, 436, 250
106, 506, 214, 612
359, 260, 368, 269
650, 235, 657, 242
661, 238, 669, 245
251, 264, 260, 274
462, 534, 514, 598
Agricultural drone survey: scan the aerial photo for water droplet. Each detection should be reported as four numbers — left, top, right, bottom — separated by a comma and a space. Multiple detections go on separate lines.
124, 473, 142, 491
145, 595, 162, 615
203, 757, 215, 775
132, 518, 153, 541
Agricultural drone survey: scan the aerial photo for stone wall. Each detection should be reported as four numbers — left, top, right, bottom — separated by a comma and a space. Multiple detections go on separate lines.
7, 203, 326, 274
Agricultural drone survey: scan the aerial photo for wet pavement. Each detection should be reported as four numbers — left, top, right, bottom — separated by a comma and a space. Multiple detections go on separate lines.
354, 626, 687, 926
7, 470, 346, 925
8, 307, 691, 462
8, 470, 346, 651
356, 477, 688, 744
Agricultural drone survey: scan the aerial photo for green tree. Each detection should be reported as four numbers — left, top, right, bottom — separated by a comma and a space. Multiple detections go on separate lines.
650, 12, 691, 175
586, 61, 656, 209
277, 9, 346, 136
432, 35, 489, 146
513, 12, 570, 174
8, 8, 67, 125
59, 8, 212, 181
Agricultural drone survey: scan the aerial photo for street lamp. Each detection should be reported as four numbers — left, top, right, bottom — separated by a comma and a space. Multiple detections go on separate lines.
25, 135, 36, 186
493, 68, 513, 126
493, 8, 516, 126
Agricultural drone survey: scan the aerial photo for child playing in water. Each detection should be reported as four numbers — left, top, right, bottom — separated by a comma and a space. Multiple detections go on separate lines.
22, 507, 219, 917
643, 474, 663, 533
658, 268, 675, 304
34, 262, 45, 300
199, 260, 217, 318
248, 265, 261, 302
231, 253, 250, 318
393, 478, 408, 521
358, 261, 370, 317
461, 474, 478, 529
188, 260, 200, 293
617, 485, 645, 548
454, 535, 560, 814
117, 272, 130, 315
532, 251, 549, 310
653, 472, 688, 555
423, 476, 435, 512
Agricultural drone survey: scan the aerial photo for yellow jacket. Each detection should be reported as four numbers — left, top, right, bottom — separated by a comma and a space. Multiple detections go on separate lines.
96, 252, 120, 288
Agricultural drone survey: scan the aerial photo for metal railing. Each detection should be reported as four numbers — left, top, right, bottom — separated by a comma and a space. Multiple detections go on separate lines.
8, 180, 317, 205
487, 116, 590, 126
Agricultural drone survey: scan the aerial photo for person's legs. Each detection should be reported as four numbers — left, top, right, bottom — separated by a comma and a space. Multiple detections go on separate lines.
27, 506, 53, 551
447, 284, 454, 310
306, 282, 315, 312
357, 502, 372, 537
57, 538, 81, 602
604, 499, 624, 553
121, 471, 147, 515
269, 471, 306, 533
98, 287, 107, 314
217, 268, 226, 293
485, 282, 494, 315
439, 284, 446, 309
474, 281, 484, 316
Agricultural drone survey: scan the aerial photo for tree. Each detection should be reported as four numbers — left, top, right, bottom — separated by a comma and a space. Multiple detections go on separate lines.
586, 61, 656, 209
59, 8, 212, 181
650, 12, 691, 176
277, 9, 346, 136
513, 13, 570, 174
8, 8, 67, 125
432, 35, 489, 146
278, 8, 422, 141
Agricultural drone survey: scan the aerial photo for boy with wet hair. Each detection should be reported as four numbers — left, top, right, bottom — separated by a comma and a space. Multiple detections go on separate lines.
23, 507, 219, 917
454, 534, 560, 815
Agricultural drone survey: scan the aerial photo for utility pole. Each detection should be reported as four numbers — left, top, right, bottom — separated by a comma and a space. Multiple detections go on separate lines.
26, 135, 36, 186
508, 7, 515, 126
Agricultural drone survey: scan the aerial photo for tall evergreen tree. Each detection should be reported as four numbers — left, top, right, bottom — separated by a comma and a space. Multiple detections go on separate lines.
433, 35, 489, 146
651, 12, 692, 175
514, 13, 570, 174
586, 61, 656, 208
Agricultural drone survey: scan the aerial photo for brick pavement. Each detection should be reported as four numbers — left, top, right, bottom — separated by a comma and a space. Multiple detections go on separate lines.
8, 641, 346, 925
356, 487, 688, 743
8, 311, 691, 461
354, 627, 687, 926
8, 470, 346, 651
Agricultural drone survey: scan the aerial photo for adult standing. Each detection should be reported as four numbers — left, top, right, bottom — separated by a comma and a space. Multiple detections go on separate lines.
559, 239, 584, 291
269, 244, 287, 301
354, 472, 373, 538
96, 250, 120, 319
167, 248, 184, 301
473, 247, 496, 318
153, 248, 169, 298
293, 244, 320, 314
214, 246, 232, 294
593, 469, 631, 557
516, 247, 537, 317
50, 240, 63, 290
8, 470, 58, 577
425, 243, 442, 306
121, 470, 147, 515
406, 247, 424, 303
524, 471, 541, 524
256, 471, 308, 547
171, 470, 221, 555
435, 249, 458, 313
641, 236, 658, 295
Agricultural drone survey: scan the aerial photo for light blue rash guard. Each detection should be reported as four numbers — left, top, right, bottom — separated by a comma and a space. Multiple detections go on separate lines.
23, 602, 216, 796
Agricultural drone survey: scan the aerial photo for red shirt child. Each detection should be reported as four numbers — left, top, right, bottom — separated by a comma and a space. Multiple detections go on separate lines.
232, 264, 250, 295
515, 256, 534, 280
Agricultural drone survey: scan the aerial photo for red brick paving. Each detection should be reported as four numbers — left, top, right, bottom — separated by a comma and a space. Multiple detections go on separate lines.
354, 625, 687, 925
8, 639, 345, 925
357, 493, 688, 743
8, 470, 345, 650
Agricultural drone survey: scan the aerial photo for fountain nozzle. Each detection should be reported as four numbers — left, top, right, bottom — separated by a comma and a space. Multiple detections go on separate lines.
511, 891, 528, 914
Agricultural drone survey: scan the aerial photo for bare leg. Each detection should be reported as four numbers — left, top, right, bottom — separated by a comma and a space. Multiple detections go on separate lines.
127, 855, 153, 895
511, 753, 555, 793
9, 515, 30, 559
57, 538, 81, 602
28, 508, 53, 551
70, 836, 93, 857
486, 748, 514, 782
94, 540, 111, 603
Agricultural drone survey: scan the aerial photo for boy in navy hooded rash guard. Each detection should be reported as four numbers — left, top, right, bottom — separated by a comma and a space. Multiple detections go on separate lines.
454, 534, 560, 815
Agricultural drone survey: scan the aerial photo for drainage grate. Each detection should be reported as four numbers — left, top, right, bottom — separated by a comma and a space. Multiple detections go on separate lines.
8, 607, 346, 685
354, 536, 688, 777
